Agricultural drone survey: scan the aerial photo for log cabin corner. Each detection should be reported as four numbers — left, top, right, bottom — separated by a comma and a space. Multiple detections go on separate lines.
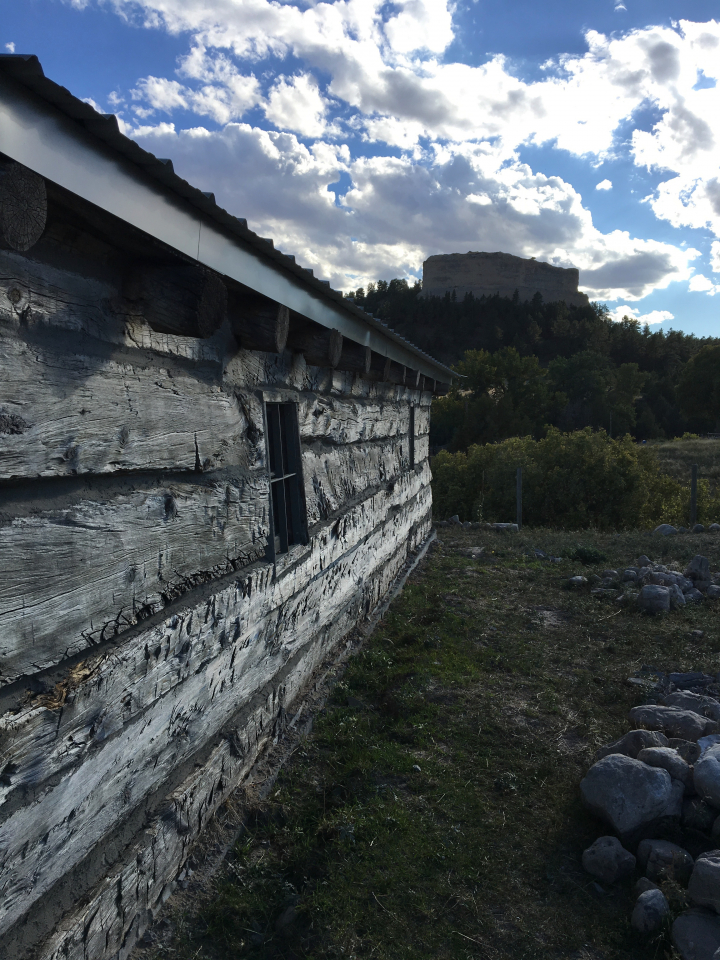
0, 54, 453, 960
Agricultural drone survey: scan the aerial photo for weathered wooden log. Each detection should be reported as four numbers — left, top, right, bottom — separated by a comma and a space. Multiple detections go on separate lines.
336, 339, 371, 376
228, 291, 289, 353
0, 161, 47, 252
0, 474, 270, 685
288, 319, 343, 368
0, 335, 265, 481
123, 262, 227, 338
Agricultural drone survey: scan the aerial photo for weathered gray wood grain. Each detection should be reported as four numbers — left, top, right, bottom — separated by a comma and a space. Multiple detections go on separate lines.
0, 474, 270, 685
0, 465, 430, 813
302, 436, 429, 524
297, 395, 429, 445
0, 482, 431, 935
0, 336, 263, 481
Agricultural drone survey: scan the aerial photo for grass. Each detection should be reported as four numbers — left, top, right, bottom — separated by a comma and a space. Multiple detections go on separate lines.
139, 527, 720, 960
650, 437, 720, 492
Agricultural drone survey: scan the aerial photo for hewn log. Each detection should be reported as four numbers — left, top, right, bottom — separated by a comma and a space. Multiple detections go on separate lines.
288, 319, 343, 368
0, 335, 264, 481
0, 474, 270, 685
123, 262, 227, 338
297, 395, 429, 444
228, 290, 289, 353
336, 339, 371, 376
302, 436, 430, 524
0, 162, 47, 252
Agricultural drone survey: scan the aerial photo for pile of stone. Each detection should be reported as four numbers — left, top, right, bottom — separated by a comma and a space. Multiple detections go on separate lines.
655, 523, 720, 535
568, 554, 720, 612
581, 673, 720, 955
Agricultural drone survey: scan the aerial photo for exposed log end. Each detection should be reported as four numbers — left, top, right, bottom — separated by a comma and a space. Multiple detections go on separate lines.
288, 320, 344, 369
0, 162, 47, 252
123, 262, 227, 338
336, 341, 371, 376
228, 294, 289, 353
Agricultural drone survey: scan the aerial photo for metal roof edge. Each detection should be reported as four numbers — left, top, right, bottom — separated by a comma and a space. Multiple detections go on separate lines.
0, 54, 455, 382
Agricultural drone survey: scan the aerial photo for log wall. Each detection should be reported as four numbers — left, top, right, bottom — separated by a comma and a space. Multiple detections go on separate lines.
0, 243, 434, 960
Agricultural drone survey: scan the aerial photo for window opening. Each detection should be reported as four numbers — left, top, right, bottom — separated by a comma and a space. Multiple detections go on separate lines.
265, 402, 307, 559
409, 404, 416, 467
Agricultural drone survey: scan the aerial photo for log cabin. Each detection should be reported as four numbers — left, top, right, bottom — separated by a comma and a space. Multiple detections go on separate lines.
0, 55, 453, 960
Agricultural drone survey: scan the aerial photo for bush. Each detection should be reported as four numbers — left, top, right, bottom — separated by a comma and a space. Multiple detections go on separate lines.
431, 428, 720, 529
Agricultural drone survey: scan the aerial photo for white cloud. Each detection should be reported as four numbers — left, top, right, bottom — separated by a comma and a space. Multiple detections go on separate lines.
711, 241, 720, 273
5, 42, 15, 53
689, 274, 720, 295
608, 306, 675, 324
265, 74, 329, 139
82, 2, 720, 300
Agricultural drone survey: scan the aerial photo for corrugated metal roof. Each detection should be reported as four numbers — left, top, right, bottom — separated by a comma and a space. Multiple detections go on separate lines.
0, 54, 454, 382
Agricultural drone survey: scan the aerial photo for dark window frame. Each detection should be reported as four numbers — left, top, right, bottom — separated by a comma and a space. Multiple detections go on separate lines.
264, 401, 308, 561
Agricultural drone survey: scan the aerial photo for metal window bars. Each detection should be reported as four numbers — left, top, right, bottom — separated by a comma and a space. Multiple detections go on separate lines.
265, 402, 307, 559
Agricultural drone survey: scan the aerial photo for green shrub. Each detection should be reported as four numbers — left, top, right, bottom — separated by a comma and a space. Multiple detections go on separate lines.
431, 427, 720, 529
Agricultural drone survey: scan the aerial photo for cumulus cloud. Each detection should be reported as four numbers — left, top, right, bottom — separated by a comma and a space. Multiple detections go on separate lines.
712, 240, 720, 273
689, 274, 720, 295
608, 306, 675, 325
80, 1, 720, 299
5, 42, 15, 53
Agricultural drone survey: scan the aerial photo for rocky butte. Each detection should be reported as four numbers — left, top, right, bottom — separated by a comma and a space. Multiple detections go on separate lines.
422, 251, 590, 308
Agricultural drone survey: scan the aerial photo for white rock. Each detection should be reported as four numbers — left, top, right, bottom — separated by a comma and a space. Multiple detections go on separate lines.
673, 909, 720, 960
655, 524, 678, 536
637, 584, 671, 613
580, 754, 674, 838
690, 852, 720, 913
695, 746, 720, 807
638, 838, 694, 884
632, 888, 670, 933
639, 746, 692, 787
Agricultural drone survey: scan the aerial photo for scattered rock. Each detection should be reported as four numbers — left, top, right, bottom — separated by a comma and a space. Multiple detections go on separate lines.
637, 584, 671, 614
596, 729, 669, 760
687, 556, 712, 581
689, 852, 720, 912
602, 569, 619, 580
638, 746, 692, 787
622, 569, 638, 582
449, 515, 461, 525
699, 736, 720, 757
629, 704, 716, 742
580, 754, 675, 838
670, 739, 703, 764
581, 836, 636, 883
708, 586, 720, 600
694, 524, 706, 533
638, 555, 651, 566
492, 522, 518, 532
671, 672, 714, 690
655, 524, 678, 536
635, 876, 660, 896
687, 588, 706, 603
710, 523, 720, 532
632, 888, 670, 934
672, 909, 720, 960
638, 838, 694, 885
664, 692, 720, 723
671, 583, 688, 608
694, 745, 720, 807
683, 797, 717, 834
567, 576, 588, 589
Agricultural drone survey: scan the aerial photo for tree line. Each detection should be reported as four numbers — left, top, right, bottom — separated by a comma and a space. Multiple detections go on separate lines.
344, 279, 720, 448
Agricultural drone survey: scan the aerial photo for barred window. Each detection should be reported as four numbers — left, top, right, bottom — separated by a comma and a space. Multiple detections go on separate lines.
409, 404, 416, 467
265, 402, 307, 558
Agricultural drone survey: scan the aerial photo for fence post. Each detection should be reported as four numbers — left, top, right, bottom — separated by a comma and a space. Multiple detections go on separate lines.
691, 463, 698, 527
516, 466, 522, 530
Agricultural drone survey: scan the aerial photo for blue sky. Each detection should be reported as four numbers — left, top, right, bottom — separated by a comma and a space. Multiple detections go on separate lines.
2, 0, 719, 336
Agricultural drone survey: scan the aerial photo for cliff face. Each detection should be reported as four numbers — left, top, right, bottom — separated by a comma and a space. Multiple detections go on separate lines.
422, 251, 590, 307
